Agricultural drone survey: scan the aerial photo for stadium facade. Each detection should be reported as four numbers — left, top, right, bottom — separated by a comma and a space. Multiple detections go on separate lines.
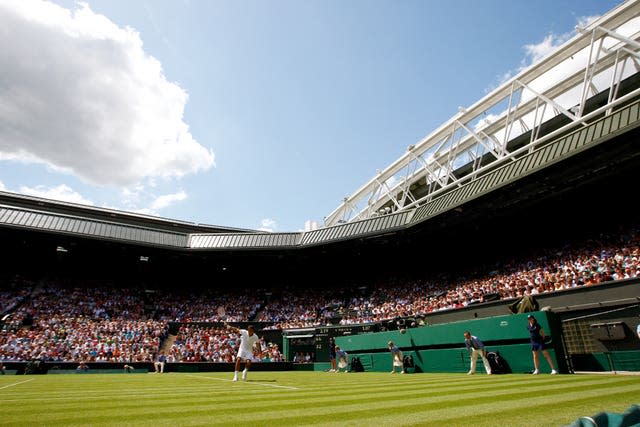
1, 1, 639, 374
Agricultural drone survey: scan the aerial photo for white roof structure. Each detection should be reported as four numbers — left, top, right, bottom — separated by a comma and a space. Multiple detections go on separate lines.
3, 2, 640, 250
324, 0, 640, 227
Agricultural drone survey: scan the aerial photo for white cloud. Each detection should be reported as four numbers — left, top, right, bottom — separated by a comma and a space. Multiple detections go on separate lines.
128, 207, 158, 216
0, 180, 5, 191
487, 13, 604, 92
496, 32, 572, 86
120, 182, 146, 209
577, 15, 600, 29
258, 218, 277, 232
523, 33, 567, 65
121, 183, 146, 199
527, 34, 565, 63
18, 184, 94, 205
0, 0, 215, 187
114, 187, 187, 216
150, 190, 187, 210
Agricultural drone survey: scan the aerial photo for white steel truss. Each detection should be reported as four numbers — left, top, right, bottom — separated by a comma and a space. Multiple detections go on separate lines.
324, 0, 640, 227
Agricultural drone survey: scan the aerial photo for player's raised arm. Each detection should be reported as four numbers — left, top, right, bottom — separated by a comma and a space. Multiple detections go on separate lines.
224, 322, 239, 333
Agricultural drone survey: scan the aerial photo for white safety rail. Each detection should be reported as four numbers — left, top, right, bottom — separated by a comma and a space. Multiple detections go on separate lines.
324, 0, 640, 227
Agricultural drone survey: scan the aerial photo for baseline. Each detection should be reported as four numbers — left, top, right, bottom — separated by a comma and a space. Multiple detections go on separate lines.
185, 374, 300, 390
0, 378, 35, 390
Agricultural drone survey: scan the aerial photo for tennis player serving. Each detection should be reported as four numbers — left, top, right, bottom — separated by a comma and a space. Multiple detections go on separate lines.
225, 323, 262, 382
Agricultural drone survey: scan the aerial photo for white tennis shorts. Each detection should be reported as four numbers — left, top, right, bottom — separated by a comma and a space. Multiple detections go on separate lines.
237, 348, 254, 361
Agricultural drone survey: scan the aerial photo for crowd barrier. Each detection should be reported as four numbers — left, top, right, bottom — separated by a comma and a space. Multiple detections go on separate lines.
335, 311, 568, 373
0, 361, 294, 374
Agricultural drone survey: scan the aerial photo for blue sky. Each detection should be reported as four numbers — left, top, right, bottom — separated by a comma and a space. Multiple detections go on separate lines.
0, 0, 623, 231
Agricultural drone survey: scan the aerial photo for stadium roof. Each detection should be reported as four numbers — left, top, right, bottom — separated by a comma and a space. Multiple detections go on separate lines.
324, 0, 640, 227
2, 1, 640, 253
2, 84, 640, 252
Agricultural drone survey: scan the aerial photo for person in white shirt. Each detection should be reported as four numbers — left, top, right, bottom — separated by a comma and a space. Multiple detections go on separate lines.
226, 324, 261, 382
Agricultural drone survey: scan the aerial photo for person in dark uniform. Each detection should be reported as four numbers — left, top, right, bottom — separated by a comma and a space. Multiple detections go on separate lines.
328, 337, 337, 372
527, 315, 557, 375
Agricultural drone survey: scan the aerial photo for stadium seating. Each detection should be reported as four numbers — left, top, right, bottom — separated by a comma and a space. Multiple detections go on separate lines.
568, 404, 640, 427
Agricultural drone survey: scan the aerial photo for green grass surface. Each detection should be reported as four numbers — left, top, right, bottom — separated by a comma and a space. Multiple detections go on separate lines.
1, 371, 639, 426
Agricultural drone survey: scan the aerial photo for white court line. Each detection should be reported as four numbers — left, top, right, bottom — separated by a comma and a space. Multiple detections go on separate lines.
186, 374, 299, 390
0, 378, 35, 390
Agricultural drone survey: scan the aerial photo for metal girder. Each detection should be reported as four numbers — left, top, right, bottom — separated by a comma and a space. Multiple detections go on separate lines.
514, 80, 584, 124
324, 0, 640, 227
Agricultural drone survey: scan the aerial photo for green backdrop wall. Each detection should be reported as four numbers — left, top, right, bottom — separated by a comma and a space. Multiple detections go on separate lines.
335, 311, 568, 374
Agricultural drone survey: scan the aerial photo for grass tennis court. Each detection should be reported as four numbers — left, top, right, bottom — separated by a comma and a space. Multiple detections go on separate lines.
1, 371, 639, 426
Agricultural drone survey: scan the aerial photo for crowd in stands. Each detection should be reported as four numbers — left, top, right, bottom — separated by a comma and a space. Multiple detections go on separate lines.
368, 227, 640, 316
263, 225, 640, 329
292, 352, 314, 363
0, 283, 168, 362
0, 276, 32, 317
149, 289, 263, 323
258, 288, 347, 330
0, 223, 638, 363
168, 324, 282, 362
